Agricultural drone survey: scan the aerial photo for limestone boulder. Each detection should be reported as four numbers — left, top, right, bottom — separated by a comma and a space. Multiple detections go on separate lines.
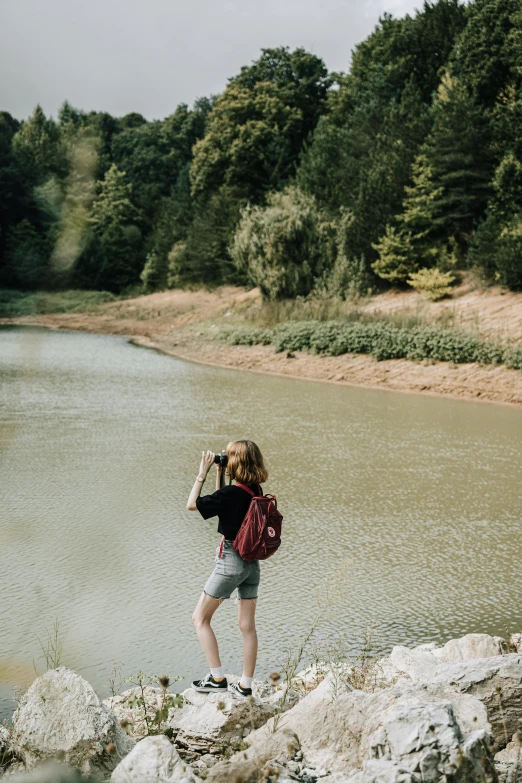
233, 675, 496, 781
204, 727, 300, 782
345, 758, 421, 782
105, 677, 299, 748
380, 650, 522, 751
204, 759, 260, 783
380, 634, 507, 682
365, 702, 494, 782
110, 735, 198, 783
10, 668, 135, 774
431, 634, 505, 663
5, 763, 84, 782
168, 680, 279, 754
494, 731, 522, 783
233, 725, 300, 766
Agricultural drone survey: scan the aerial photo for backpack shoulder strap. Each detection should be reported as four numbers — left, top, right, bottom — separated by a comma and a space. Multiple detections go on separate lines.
235, 483, 256, 497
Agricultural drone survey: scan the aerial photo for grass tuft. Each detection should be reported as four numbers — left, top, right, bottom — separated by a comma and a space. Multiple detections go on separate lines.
0, 289, 116, 318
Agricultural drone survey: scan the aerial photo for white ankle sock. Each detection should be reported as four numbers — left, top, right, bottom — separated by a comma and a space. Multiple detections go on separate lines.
210, 666, 224, 679
240, 675, 253, 689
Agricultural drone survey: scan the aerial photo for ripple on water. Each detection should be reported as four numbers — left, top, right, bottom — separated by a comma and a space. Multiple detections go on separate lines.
1, 326, 522, 720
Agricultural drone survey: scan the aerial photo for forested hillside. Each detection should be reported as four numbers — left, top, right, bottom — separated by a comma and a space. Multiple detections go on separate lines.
1, 0, 521, 298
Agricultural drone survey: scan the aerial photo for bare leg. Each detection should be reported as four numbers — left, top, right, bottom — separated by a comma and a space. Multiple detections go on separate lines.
238, 599, 258, 678
192, 593, 223, 669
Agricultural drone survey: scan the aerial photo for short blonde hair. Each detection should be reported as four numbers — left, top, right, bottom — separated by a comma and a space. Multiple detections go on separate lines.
226, 440, 268, 485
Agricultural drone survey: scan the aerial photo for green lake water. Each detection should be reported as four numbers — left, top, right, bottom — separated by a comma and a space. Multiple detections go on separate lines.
1, 325, 521, 719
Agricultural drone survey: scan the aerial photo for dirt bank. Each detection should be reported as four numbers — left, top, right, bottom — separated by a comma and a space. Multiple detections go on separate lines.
3, 284, 522, 408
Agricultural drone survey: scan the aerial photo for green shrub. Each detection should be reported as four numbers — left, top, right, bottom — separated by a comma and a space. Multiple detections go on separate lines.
504, 346, 522, 370
312, 210, 375, 299
231, 186, 328, 300
408, 267, 456, 300
221, 319, 521, 369
221, 327, 272, 346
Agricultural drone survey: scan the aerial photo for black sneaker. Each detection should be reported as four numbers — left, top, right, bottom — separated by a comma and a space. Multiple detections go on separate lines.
192, 673, 228, 693
228, 680, 252, 698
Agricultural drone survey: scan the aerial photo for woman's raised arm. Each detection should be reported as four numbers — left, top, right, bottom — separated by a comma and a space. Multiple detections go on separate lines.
186, 450, 215, 510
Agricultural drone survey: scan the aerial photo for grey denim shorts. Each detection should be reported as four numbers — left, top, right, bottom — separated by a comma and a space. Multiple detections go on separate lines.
203, 540, 260, 600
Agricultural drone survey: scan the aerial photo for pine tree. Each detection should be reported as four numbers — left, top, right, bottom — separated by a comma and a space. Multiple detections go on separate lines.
95, 224, 143, 293
372, 225, 416, 283
372, 156, 442, 282
140, 251, 165, 291
89, 164, 140, 234
450, 0, 521, 107
490, 152, 522, 218
374, 73, 495, 283
468, 153, 522, 288
421, 73, 493, 242
11, 105, 65, 180
397, 155, 443, 243
4, 219, 48, 288
85, 165, 143, 292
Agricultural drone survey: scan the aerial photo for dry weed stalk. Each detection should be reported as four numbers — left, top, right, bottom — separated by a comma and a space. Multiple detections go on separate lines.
122, 671, 183, 737
271, 558, 353, 732
35, 619, 66, 673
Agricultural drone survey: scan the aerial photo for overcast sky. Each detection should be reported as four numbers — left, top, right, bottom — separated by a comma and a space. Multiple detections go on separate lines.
1, 0, 420, 121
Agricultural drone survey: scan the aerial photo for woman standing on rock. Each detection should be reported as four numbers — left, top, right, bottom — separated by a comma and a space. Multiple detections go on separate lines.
186, 440, 269, 698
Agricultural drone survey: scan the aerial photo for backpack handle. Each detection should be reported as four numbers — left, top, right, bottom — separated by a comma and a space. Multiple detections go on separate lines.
236, 483, 261, 497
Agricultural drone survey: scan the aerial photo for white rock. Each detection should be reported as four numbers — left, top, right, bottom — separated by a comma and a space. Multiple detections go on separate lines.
5, 762, 84, 782
169, 682, 274, 745
0, 723, 10, 754
111, 735, 197, 783
237, 675, 359, 773
266, 686, 301, 713
203, 727, 300, 782
495, 731, 522, 764
431, 633, 504, 662
239, 725, 300, 765
10, 668, 134, 773
346, 758, 418, 783
380, 650, 522, 750
380, 633, 506, 682
367, 700, 492, 781
199, 754, 218, 768
204, 758, 260, 782
236, 676, 496, 780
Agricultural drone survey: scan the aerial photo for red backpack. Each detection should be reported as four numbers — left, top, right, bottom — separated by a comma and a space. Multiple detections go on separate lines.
233, 484, 283, 562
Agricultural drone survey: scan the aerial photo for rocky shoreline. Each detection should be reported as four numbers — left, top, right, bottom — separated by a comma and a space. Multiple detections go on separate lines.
2, 632, 522, 782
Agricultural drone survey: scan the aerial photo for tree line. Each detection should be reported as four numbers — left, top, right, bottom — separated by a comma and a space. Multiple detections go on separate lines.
1, 0, 522, 299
